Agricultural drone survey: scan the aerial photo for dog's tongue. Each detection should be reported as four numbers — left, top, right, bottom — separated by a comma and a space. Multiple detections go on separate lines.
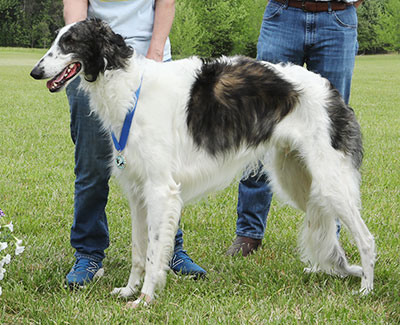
46, 80, 54, 90
46, 64, 79, 90
56, 67, 69, 82
46, 67, 67, 89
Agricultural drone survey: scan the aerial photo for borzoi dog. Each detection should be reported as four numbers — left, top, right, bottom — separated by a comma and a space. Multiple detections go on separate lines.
31, 19, 375, 307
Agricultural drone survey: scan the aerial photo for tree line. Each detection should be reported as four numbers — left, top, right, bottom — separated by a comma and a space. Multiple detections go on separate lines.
0, 0, 399, 56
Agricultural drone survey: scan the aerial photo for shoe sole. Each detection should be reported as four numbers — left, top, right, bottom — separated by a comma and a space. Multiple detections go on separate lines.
170, 269, 206, 281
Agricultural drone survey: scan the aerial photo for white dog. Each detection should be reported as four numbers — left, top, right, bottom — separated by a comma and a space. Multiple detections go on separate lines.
31, 19, 375, 307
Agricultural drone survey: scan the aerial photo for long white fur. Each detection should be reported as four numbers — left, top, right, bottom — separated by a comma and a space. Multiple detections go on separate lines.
33, 26, 375, 306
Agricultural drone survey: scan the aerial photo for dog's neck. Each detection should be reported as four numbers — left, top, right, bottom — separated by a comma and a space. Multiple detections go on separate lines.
79, 53, 147, 134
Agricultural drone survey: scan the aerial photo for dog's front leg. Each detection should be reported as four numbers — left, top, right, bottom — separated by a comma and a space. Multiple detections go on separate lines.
127, 181, 182, 308
112, 198, 147, 298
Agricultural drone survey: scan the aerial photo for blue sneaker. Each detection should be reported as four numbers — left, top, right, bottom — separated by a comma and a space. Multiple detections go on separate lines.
169, 250, 206, 280
66, 257, 104, 289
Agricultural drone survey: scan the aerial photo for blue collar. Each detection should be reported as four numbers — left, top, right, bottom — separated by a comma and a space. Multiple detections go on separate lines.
111, 79, 142, 153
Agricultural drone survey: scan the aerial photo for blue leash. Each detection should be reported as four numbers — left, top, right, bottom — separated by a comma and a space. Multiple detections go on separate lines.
111, 79, 143, 169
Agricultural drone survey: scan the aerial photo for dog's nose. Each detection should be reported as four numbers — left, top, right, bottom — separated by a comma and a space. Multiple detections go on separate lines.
30, 66, 44, 79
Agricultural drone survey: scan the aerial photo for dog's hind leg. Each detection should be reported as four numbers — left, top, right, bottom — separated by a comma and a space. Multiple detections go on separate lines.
129, 180, 182, 307
325, 176, 375, 294
300, 194, 364, 278
111, 197, 148, 298
269, 148, 311, 212
299, 154, 375, 293
339, 206, 375, 294
269, 148, 356, 276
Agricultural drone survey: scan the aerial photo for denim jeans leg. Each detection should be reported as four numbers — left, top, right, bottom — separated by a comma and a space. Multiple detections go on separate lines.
256, 1, 307, 65
67, 77, 111, 262
236, 170, 272, 240
173, 228, 184, 254
306, 6, 358, 104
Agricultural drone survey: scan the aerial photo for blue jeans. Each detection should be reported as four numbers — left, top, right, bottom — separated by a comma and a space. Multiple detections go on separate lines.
66, 77, 184, 262
236, 0, 358, 239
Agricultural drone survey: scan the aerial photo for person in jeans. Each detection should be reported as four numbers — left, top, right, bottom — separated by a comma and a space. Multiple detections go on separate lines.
227, 0, 363, 256
64, 0, 206, 287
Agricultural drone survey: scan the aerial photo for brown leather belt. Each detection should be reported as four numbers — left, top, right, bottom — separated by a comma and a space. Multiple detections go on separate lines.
274, 0, 363, 12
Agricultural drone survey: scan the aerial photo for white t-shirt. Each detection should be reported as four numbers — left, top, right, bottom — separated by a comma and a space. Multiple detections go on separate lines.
88, 0, 171, 60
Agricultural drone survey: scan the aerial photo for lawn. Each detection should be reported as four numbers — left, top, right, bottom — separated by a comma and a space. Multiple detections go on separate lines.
0, 48, 399, 323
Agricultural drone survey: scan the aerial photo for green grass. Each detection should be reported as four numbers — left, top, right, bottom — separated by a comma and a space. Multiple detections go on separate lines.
0, 49, 399, 323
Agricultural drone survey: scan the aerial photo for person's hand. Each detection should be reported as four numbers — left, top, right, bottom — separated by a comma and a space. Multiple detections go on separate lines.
146, 49, 164, 62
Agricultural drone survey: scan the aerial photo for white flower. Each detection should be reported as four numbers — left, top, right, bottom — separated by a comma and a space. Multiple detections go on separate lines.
0, 242, 8, 252
3, 221, 13, 232
0, 286, 2, 296
0, 267, 5, 281
15, 240, 25, 256
0, 254, 11, 268
1, 254, 11, 265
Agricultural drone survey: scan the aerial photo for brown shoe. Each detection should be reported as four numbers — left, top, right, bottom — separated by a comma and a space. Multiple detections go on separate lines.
226, 236, 262, 257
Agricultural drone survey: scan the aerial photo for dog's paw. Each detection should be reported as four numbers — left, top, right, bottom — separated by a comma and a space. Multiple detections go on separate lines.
111, 286, 135, 298
303, 266, 320, 274
360, 279, 373, 296
125, 293, 152, 309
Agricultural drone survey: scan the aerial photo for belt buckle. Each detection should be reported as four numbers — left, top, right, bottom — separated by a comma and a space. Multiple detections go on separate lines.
301, 0, 308, 12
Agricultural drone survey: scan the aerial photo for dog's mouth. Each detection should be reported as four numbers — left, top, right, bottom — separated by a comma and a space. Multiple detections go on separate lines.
47, 62, 82, 92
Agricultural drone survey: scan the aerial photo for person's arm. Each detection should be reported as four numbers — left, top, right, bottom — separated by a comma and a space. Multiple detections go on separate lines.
146, 0, 175, 62
63, 0, 89, 25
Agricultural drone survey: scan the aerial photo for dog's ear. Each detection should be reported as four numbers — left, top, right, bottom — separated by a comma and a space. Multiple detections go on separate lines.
100, 23, 134, 72
70, 19, 133, 82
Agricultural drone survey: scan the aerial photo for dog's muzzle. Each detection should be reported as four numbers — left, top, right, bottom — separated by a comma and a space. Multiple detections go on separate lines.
30, 66, 45, 80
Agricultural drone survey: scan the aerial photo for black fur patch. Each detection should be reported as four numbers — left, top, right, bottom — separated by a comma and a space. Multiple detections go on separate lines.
59, 18, 133, 82
186, 57, 299, 156
325, 86, 363, 169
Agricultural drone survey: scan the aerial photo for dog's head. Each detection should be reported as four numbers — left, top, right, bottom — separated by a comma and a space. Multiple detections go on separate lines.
30, 18, 133, 92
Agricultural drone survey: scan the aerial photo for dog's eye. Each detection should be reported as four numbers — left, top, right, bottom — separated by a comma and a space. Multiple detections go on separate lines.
64, 34, 74, 44
61, 32, 78, 47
